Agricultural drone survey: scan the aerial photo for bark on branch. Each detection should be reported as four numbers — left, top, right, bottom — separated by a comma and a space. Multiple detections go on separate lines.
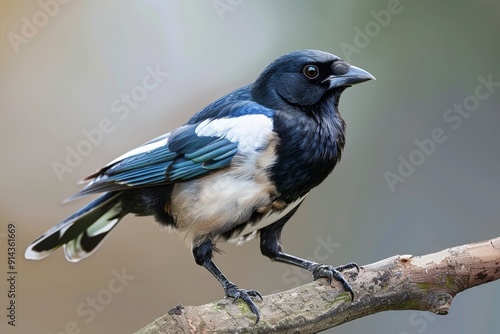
134, 237, 500, 333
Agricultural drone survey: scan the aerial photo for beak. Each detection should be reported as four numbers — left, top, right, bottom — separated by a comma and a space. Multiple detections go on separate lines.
327, 65, 375, 89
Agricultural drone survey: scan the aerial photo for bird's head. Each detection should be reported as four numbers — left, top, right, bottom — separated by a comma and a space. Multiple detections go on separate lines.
251, 49, 374, 110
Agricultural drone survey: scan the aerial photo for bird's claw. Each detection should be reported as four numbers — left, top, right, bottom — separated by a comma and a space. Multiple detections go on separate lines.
311, 262, 359, 301
224, 284, 262, 323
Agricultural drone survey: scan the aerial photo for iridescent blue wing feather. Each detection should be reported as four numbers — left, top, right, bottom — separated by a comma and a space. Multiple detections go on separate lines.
65, 102, 275, 201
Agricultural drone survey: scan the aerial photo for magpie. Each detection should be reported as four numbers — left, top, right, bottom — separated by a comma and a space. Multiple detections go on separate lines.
25, 49, 374, 322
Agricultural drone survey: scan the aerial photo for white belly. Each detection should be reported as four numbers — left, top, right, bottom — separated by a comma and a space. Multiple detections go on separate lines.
170, 169, 274, 245
167, 128, 309, 247
226, 196, 305, 244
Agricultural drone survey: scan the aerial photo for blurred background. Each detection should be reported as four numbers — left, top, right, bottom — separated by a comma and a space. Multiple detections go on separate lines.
1, 0, 499, 333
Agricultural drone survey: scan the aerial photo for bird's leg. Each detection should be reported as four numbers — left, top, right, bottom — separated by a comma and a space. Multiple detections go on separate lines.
260, 218, 359, 300
268, 252, 359, 300
193, 240, 263, 322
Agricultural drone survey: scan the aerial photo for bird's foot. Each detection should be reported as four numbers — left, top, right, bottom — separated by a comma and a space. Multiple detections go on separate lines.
224, 283, 263, 323
311, 262, 360, 300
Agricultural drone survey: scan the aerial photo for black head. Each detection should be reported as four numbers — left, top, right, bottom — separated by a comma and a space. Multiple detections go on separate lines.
251, 49, 374, 110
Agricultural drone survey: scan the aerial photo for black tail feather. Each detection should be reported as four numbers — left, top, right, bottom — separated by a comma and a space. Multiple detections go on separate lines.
25, 191, 126, 262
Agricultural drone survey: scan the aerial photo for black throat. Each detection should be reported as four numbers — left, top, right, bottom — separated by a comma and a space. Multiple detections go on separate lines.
270, 90, 346, 203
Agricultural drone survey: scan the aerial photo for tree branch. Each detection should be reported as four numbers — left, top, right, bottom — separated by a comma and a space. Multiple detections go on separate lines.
134, 237, 500, 334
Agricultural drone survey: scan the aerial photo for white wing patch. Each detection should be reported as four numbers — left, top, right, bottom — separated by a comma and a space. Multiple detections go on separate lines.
195, 115, 273, 152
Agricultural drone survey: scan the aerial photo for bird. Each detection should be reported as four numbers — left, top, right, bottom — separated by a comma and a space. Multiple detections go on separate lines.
25, 49, 374, 323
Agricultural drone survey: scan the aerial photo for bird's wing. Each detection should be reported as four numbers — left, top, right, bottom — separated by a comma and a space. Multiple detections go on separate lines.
65, 102, 275, 202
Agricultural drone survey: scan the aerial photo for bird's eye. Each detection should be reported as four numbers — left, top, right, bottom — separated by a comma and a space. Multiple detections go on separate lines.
303, 65, 319, 79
